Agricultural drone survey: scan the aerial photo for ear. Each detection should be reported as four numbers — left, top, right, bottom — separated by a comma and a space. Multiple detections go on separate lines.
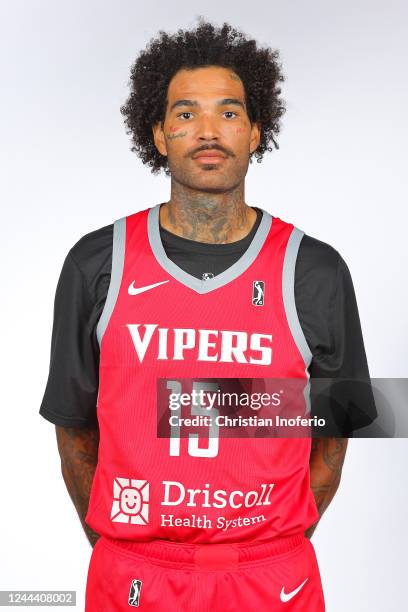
249, 122, 261, 154
152, 120, 168, 157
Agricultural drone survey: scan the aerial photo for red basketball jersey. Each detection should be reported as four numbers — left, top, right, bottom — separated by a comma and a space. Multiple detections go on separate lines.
85, 204, 319, 544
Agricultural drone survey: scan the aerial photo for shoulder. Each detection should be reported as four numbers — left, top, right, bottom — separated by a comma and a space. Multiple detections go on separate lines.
295, 232, 354, 325
295, 232, 356, 305
69, 223, 113, 271
268, 213, 346, 283
293, 231, 359, 359
296, 233, 344, 285
66, 222, 114, 304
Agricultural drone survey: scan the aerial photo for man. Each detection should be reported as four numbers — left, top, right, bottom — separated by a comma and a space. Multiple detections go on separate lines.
39, 20, 374, 611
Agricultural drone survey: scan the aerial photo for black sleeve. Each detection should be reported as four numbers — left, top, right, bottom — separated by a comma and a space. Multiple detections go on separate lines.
39, 225, 113, 427
296, 235, 377, 432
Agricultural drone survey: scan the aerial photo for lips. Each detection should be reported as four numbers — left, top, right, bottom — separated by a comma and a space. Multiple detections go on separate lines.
193, 151, 227, 163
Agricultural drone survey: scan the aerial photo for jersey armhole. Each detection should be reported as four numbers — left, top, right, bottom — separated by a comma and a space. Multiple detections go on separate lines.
282, 226, 313, 369
96, 216, 126, 347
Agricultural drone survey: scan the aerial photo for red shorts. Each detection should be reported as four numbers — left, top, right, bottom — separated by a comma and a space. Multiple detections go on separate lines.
85, 534, 325, 611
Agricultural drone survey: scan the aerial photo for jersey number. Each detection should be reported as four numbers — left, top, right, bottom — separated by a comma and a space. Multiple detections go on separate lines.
167, 380, 219, 458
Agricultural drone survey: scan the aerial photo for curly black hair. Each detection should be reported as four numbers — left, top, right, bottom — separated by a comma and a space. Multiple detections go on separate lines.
120, 18, 286, 175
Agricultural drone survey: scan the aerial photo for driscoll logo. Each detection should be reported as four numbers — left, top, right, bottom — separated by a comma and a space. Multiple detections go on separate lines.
111, 479, 275, 526
161, 481, 274, 509
111, 477, 149, 524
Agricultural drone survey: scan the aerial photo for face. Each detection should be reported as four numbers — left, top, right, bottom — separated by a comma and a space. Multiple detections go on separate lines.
120, 487, 141, 514
152, 66, 260, 193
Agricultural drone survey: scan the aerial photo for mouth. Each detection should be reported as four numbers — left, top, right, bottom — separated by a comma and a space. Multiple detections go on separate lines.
193, 153, 227, 164
193, 150, 227, 164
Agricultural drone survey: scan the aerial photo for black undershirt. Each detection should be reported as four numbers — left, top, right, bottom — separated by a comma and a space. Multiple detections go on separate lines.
159, 207, 263, 279
39, 206, 374, 431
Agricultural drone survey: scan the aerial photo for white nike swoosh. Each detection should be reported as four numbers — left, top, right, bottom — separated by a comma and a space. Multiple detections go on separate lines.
128, 280, 169, 295
280, 577, 309, 602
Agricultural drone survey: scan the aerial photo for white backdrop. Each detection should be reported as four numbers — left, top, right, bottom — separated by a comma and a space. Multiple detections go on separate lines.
1, 1, 407, 610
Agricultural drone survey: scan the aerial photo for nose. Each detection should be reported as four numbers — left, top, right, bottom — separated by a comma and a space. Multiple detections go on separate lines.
197, 114, 219, 141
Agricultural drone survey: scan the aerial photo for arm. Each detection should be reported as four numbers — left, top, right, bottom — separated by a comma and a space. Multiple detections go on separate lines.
305, 437, 348, 539
55, 424, 100, 547
296, 244, 371, 538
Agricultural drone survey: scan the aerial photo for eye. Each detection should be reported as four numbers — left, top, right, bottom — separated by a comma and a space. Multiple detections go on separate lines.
223, 111, 238, 119
177, 112, 193, 120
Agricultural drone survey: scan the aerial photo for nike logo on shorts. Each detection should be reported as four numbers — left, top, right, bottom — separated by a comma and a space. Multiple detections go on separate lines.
280, 577, 309, 602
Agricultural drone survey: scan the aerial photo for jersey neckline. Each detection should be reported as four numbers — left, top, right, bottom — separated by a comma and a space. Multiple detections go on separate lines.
159, 206, 263, 256
147, 203, 272, 295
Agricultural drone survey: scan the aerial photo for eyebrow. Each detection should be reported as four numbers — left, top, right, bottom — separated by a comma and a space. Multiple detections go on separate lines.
169, 98, 245, 112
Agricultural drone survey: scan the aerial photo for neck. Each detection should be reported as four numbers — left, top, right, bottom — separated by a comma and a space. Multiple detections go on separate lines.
160, 182, 256, 244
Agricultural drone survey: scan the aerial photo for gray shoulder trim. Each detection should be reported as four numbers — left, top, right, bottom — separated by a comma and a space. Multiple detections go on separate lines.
282, 226, 313, 368
96, 216, 126, 346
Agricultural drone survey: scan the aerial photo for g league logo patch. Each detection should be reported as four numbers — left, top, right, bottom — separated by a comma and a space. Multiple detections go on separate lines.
252, 280, 265, 306
128, 579, 142, 606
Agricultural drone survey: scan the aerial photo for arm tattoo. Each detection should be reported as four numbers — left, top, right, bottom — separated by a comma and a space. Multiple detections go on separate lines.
305, 437, 348, 539
55, 425, 100, 547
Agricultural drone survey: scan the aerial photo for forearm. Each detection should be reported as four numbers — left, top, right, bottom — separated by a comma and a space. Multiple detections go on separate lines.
55, 424, 100, 547
305, 437, 348, 539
